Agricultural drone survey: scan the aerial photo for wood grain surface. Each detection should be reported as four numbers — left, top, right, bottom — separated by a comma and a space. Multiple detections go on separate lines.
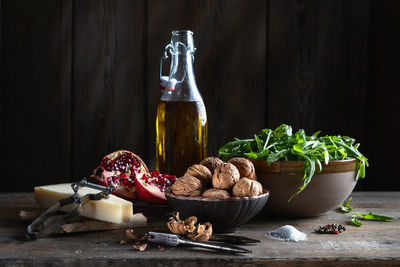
146, 0, 266, 168
1, 0, 73, 191
72, 0, 147, 179
1, 0, 400, 192
268, 0, 367, 135
365, 0, 400, 191
0, 192, 399, 265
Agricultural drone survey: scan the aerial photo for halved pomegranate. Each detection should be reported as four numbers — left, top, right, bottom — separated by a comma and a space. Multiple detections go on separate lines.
135, 170, 176, 204
91, 150, 149, 201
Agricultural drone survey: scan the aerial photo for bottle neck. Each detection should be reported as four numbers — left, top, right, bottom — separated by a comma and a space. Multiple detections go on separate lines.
162, 51, 199, 102
169, 30, 196, 85
161, 30, 201, 102
169, 52, 194, 82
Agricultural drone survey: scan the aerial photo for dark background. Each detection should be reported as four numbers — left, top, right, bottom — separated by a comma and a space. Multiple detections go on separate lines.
1, 0, 400, 192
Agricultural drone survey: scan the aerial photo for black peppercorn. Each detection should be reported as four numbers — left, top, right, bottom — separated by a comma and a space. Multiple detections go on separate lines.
315, 223, 346, 235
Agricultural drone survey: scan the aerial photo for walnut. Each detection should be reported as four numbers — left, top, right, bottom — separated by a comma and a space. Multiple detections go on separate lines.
183, 216, 197, 233
184, 164, 212, 187
202, 188, 230, 199
200, 157, 224, 174
171, 176, 203, 197
167, 213, 212, 241
187, 222, 213, 241
133, 242, 147, 251
232, 177, 263, 197
167, 213, 197, 235
125, 229, 147, 241
227, 157, 257, 180
212, 163, 240, 189
167, 218, 187, 235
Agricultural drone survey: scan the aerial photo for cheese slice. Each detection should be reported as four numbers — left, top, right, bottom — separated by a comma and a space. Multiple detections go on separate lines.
35, 183, 134, 224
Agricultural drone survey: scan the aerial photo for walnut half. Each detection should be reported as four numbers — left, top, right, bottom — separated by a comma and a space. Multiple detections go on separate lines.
167, 214, 197, 235
187, 222, 213, 241
167, 213, 213, 242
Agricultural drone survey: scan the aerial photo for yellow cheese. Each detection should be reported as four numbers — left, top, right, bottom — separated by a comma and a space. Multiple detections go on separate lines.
34, 183, 134, 224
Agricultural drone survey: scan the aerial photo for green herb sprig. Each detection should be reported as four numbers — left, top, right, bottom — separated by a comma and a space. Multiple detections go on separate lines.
350, 212, 398, 227
340, 197, 354, 213
351, 214, 363, 226
218, 124, 369, 201
340, 198, 398, 226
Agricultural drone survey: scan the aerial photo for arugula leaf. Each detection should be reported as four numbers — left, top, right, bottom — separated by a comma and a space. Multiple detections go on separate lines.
218, 124, 369, 201
340, 197, 354, 213
351, 214, 363, 226
312, 130, 321, 139
354, 212, 398, 221
275, 124, 292, 139
349, 212, 398, 227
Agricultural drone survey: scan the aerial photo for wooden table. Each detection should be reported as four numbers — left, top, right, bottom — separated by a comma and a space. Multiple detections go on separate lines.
1, 192, 399, 266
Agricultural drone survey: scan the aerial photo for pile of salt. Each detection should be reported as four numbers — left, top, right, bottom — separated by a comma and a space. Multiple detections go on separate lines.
266, 225, 307, 242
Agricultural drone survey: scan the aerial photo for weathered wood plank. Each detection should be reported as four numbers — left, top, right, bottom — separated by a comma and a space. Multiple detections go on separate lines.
195, 0, 267, 157
0, 0, 399, 194
1, 192, 399, 265
1, 0, 72, 191
146, 0, 198, 169
72, 0, 146, 178
345, 0, 370, 191
0, 0, 2, 159
362, 0, 400, 191
344, 0, 370, 145
0, 0, 3, 187
268, 0, 354, 134
267, 0, 377, 191
146, 0, 267, 169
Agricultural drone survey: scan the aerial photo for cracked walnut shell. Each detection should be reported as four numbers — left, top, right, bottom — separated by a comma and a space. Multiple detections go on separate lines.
167, 213, 213, 242
167, 214, 197, 235
212, 163, 240, 189
184, 164, 212, 187
227, 157, 257, 180
200, 157, 224, 174
232, 177, 263, 197
202, 188, 230, 199
186, 222, 213, 242
171, 176, 203, 197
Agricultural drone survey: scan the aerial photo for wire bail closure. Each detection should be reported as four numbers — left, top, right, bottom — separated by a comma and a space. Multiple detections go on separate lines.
159, 41, 195, 91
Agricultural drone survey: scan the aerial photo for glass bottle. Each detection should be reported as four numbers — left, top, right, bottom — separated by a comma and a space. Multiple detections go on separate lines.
156, 30, 207, 177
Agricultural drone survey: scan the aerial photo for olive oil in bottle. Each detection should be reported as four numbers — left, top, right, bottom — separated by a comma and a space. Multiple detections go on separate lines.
156, 100, 207, 176
156, 30, 207, 176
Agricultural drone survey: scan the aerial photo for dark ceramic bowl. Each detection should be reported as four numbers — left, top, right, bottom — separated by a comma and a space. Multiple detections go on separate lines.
165, 191, 269, 233
252, 159, 358, 217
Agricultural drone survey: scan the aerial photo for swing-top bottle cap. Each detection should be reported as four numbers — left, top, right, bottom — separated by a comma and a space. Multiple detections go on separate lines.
159, 76, 169, 91
159, 76, 177, 92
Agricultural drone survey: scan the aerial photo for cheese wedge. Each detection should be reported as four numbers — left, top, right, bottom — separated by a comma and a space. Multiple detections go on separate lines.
34, 183, 134, 224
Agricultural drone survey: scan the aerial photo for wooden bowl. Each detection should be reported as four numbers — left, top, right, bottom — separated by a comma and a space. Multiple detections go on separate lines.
165, 190, 269, 233
252, 159, 358, 217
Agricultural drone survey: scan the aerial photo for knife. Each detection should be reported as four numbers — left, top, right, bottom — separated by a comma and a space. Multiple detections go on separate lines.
147, 232, 251, 254
210, 234, 260, 244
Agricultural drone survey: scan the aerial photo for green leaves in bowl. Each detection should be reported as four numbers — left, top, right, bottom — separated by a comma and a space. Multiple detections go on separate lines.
218, 124, 369, 201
